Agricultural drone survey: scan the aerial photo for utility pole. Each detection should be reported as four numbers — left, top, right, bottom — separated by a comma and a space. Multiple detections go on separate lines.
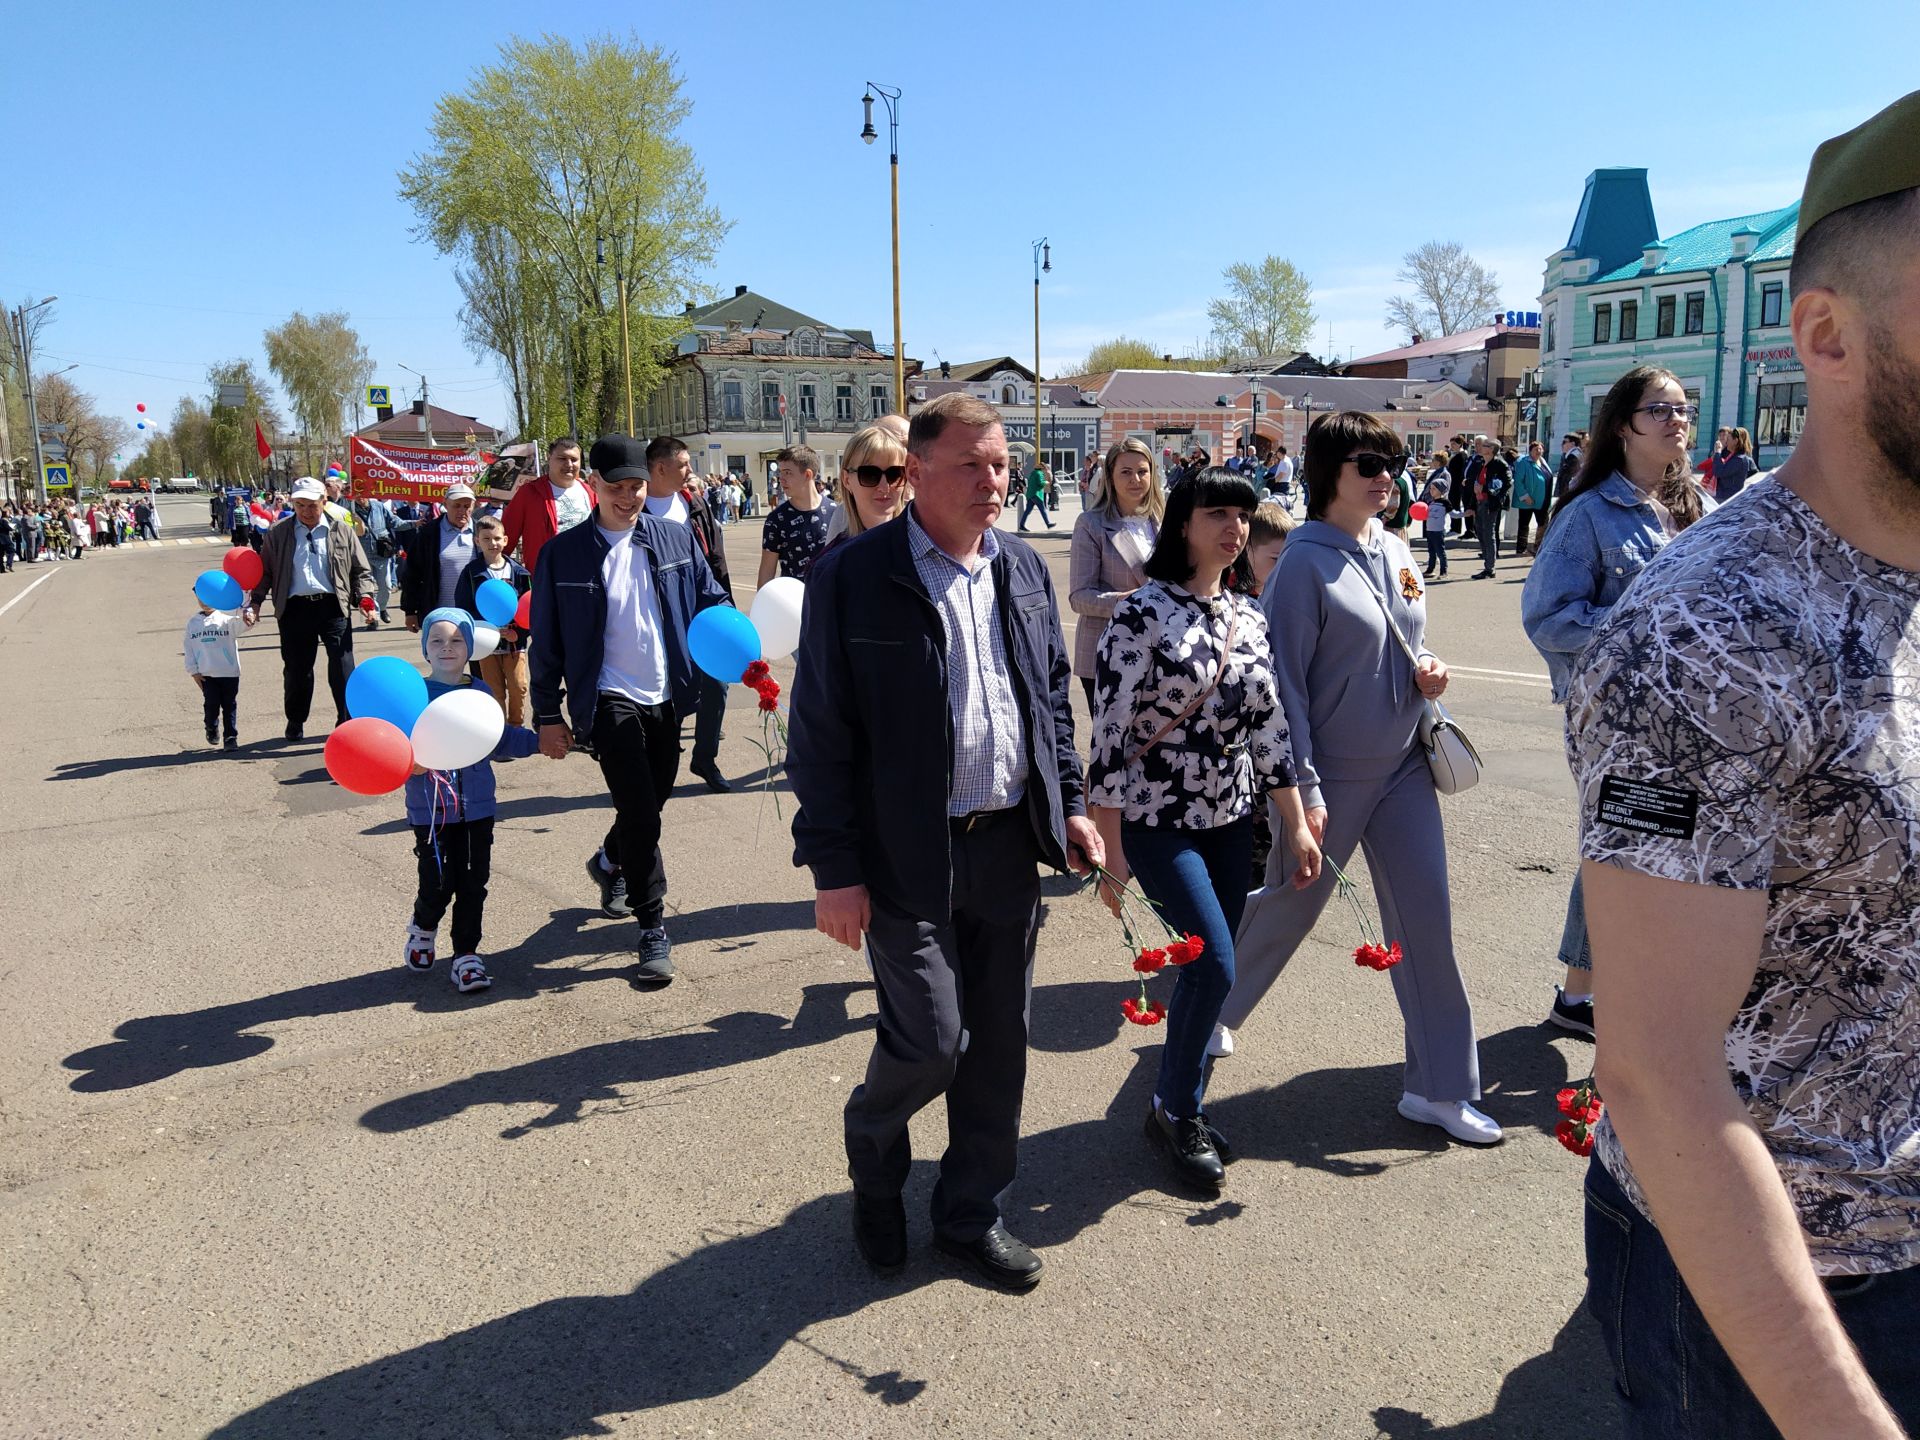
12, 299, 56, 505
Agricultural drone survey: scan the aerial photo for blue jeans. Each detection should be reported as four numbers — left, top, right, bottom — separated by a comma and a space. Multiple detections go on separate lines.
1585, 1156, 1920, 1437
1017, 494, 1053, 529
1558, 868, 1592, 975
1120, 817, 1252, 1117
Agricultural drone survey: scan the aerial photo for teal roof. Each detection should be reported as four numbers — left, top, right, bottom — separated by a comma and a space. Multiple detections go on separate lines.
1592, 202, 1799, 282
1566, 169, 1659, 275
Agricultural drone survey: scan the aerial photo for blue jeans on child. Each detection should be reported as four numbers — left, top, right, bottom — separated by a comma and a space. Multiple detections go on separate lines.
1120, 816, 1252, 1117
1585, 1155, 1920, 1437
1559, 869, 1592, 975
1423, 531, 1448, 573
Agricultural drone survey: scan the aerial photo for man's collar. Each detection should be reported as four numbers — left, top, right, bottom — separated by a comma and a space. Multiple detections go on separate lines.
906, 505, 998, 569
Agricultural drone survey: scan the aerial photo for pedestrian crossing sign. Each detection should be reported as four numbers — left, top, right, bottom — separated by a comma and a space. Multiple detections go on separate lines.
366, 385, 391, 408
43, 461, 71, 490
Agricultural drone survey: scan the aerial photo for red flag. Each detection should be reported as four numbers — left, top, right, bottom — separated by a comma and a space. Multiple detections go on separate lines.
254, 419, 272, 461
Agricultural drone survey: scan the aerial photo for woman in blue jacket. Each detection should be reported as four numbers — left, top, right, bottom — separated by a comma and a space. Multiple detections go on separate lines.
1519, 365, 1715, 1037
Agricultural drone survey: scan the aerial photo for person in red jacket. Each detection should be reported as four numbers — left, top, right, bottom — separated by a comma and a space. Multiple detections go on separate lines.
501, 437, 596, 576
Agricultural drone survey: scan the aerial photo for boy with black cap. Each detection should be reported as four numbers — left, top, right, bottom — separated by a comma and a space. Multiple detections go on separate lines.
1570, 91, 1920, 1438
528, 434, 731, 987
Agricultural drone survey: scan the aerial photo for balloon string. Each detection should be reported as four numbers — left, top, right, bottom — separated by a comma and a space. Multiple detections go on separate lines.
426, 769, 459, 876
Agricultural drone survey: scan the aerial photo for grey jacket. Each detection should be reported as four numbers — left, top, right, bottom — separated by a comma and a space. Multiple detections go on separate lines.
248, 514, 373, 618
1067, 507, 1155, 679
1260, 520, 1434, 811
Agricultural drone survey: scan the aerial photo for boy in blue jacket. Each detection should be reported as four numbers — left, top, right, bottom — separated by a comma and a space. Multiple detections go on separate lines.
404, 606, 540, 993
453, 514, 532, 725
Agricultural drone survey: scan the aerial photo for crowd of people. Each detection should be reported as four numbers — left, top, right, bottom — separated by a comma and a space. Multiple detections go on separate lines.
0, 495, 161, 567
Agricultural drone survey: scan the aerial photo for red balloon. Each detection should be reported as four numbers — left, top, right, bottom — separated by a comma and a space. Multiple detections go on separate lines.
135, 403, 146, 413
324, 718, 414, 795
514, 591, 533, 631
1408, 502, 1429, 522
221, 546, 264, 590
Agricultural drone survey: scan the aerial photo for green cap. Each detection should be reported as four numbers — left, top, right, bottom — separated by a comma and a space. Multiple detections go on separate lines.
1797, 89, 1920, 247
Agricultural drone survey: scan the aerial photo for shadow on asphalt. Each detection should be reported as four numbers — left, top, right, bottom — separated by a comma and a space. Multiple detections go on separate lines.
358, 791, 614, 837
1372, 1308, 1621, 1437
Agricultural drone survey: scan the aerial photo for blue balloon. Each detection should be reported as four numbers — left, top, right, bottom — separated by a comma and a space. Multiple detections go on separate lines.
345, 655, 430, 734
475, 577, 519, 627
136, 421, 146, 430
688, 605, 762, 683
194, 570, 244, 610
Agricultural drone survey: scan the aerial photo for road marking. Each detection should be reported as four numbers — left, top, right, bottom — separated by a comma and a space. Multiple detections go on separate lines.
175, 538, 193, 546
0, 567, 60, 620
1451, 664, 1552, 688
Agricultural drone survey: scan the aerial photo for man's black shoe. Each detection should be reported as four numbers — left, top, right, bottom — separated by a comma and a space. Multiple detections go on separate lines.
1145, 1104, 1225, 1189
586, 853, 631, 917
206, 727, 220, 746
284, 724, 304, 742
1197, 1113, 1236, 1165
852, 1192, 908, 1272
691, 759, 731, 794
223, 737, 239, 752
935, 1221, 1042, 1291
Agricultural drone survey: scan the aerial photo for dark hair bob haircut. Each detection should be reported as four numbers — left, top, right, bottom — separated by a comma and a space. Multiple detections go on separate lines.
1143, 466, 1259, 592
1303, 411, 1407, 520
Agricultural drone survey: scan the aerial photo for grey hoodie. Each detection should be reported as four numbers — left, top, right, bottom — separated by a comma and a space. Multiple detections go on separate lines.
1259, 520, 1434, 810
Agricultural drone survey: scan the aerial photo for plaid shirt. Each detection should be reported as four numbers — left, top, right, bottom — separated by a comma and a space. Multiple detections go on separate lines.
906, 510, 1028, 816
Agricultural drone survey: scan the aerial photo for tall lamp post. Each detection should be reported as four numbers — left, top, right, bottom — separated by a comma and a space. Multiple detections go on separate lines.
859, 84, 906, 416
1754, 359, 1768, 454
1031, 237, 1051, 482
1300, 390, 1314, 457
11, 295, 57, 504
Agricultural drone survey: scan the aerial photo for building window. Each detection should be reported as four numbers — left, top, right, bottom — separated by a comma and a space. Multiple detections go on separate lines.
1760, 282, 1784, 327
1684, 292, 1705, 335
1619, 300, 1639, 342
1685, 387, 1702, 448
727, 454, 747, 477
721, 379, 743, 421
1757, 381, 1807, 447
1655, 296, 1676, 338
1545, 312, 1556, 353
761, 381, 781, 422
869, 384, 889, 417
798, 382, 818, 421
1592, 304, 1612, 345
1589, 395, 1607, 432
834, 384, 854, 421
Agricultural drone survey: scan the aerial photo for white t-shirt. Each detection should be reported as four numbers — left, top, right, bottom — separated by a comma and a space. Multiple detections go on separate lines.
437, 522, 474, 609
183, 612, 242, 677
595, 525, 668, 705
1272, 457, 1295, 487
551, 480, 591, 534
643, 492, 690, 526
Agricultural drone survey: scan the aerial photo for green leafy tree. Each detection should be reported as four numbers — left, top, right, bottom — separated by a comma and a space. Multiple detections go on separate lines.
1207, 256, 1317, 360
1075, 336, 1170, 374
398, 32, 730, 436
170, 397, 214, 480
263, 311, 373, 475
207, 359, 280, 484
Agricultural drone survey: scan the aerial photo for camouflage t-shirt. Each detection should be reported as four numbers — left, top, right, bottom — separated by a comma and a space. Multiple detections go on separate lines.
1567, 479, 1920, 1275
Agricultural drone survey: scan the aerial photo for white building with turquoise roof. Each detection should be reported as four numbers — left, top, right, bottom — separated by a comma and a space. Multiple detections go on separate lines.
1536, 168, 1803, 467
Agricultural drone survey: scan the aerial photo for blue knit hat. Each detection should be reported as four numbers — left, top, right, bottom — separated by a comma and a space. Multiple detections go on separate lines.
420, 606, 474, 661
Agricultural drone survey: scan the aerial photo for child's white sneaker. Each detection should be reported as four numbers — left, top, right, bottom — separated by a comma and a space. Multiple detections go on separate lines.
404, 924, 437, 972
1206, 1023, 1235, 1058
450, 955, 492, 994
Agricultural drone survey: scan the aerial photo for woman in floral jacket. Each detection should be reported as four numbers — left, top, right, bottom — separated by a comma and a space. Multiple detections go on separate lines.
1088, 466, 1321, 1191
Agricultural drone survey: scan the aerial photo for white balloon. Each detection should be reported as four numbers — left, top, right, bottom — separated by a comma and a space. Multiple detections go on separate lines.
749, 576, 806, 660
469, 622, 501, 660
410, 687, 505, 771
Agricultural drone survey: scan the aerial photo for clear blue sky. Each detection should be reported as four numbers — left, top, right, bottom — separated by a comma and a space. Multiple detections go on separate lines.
11, 1, 1915, 451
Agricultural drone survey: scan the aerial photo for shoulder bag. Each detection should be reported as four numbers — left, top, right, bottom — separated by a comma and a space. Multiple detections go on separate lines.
1343, 552, 1483, 794
1124, 599, 1239, 767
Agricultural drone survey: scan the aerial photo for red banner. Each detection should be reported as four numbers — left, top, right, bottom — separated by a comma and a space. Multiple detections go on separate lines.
347, 436, 496, 502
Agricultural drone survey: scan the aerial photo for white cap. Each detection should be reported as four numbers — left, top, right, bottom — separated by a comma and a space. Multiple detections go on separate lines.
289, 478, 325, 501
443, 483, 476, 501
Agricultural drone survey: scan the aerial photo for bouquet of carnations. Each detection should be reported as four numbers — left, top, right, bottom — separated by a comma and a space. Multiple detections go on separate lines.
1085, 863, 1206, 1026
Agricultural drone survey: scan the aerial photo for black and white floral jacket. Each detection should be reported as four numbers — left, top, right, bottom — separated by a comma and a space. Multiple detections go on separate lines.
1088, 580, 1296, 828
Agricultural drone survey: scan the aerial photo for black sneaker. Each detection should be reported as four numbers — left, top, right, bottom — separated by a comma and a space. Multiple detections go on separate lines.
206, 727, 220, 746
285, 724, 304, 741
1144, 1104, 1225, 1190
1549, 988, 1595, 1039
634, 927, 674, 987
586, 852, 631, 918
224, 737, 239, 752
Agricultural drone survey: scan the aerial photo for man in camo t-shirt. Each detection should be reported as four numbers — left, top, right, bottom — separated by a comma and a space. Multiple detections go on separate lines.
1566, 93, 1920, 1440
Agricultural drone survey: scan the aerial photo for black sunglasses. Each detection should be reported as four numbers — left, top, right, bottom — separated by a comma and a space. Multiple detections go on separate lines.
1348, 452, 1409, 479
850, 464, 906, 488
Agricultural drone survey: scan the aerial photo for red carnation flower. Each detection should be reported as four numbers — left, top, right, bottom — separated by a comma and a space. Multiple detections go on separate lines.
1132, 948, 1168, 974
1166, 933, 1204, 966
1579, 1099, 1605, 1125
742, 660, 772, 685
758, 691, 780, 713
1121, 997, 1167, 1027
1555, 1087, 1579, 1116
1555, 1119, 1596, 1157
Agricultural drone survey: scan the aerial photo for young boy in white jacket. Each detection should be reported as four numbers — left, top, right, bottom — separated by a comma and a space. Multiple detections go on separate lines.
184, 588, 243, 750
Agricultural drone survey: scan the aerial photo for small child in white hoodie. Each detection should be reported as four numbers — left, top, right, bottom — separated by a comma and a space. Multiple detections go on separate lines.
184, 587, 243, 750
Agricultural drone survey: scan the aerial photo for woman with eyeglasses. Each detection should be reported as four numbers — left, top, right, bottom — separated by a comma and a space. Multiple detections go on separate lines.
821, 421, 912, 556
1068, 437, 1165, 714
1221, 411, 1501, 1147
1521, 365, 1716, 1038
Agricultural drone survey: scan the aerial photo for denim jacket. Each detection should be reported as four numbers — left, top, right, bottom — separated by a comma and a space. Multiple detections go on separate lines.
1520, 472, 1671, 700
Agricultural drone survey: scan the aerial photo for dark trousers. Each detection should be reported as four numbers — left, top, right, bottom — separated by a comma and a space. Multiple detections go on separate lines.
138, 520, 159, 540
1122, 817, 1252, 1117
411, 817, 495, 957
1585, 1157, 1920, 1437
846, 808, 1042, 1242
1016, 494, 1054, 529
596, 693, 680, 930
201, 675, 239, 740
277, 594, 355, 729
1079, 675, 1096, 716
1423, 532, 1448, 573
1475, 503, 1502, 573
691, 668, 725, 768
1515, 507, 1546, 552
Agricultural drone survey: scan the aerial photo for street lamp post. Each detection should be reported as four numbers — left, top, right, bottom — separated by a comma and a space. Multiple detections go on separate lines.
1300, 390, 1314, 455
1032, 238, 1051, 483
11, 295, 57, 504
1248, 375, 1262, 458
860, 84, 906, 416
1754, 359, 1768, 454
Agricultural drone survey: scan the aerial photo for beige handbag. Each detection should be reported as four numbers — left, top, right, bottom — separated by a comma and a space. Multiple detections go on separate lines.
1344, 554, 1483, 795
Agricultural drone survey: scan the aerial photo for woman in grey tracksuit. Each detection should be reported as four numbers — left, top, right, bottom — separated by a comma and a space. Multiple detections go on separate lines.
1220, 412, 1498, 1146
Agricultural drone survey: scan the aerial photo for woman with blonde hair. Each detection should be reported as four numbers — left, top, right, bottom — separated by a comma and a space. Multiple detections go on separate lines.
1068, 437, 1166, 713
822, 420, 912, 551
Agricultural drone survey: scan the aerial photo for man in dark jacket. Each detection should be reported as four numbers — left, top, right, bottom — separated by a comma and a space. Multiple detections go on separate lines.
642, 435, 734, 791
787, 393, 1103, 1292
528, 434, 729, 987
397, 484, 477, 631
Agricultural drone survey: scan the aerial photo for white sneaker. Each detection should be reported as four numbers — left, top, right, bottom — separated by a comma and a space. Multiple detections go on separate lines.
1397, 1092, 1503, 1146
404, 924, 437, 972
1206, 1023, 1235, 1058
450, 955, 492, 993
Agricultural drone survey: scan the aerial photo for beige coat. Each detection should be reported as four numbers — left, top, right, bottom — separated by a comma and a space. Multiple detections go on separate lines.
249, 514, 372, 617
1067, 507, 1156, 679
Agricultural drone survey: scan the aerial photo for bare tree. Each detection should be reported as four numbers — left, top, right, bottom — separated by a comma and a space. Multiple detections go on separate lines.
34, 374, 110, 483
1385, 242, 1504, 341
1207, 257, 1316, 361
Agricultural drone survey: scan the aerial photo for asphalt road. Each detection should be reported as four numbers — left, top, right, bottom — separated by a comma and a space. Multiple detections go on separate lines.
0, 490, 1620, 1439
